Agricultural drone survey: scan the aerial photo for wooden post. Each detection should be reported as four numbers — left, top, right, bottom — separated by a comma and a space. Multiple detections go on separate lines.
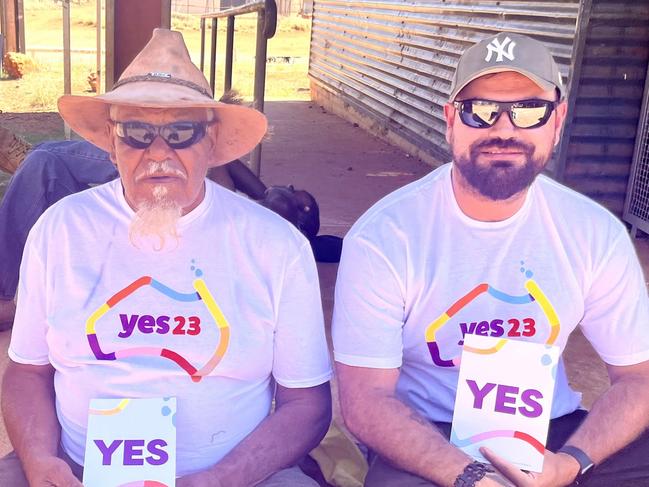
105, 0, 115, 90
96, 0, 102, 93
3, 0, 18, 53
63, 0, 71, 95
105, 0, 172, 90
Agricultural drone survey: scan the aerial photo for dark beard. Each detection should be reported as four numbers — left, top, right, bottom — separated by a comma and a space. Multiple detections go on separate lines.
454, 138, 545, 200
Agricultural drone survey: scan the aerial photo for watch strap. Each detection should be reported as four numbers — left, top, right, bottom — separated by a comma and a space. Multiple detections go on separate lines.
453, 461, 494, 487
558, 445, 595, 484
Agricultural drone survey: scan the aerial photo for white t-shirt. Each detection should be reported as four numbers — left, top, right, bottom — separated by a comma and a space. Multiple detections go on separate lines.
10, 178, 332, 476
333, 163, 649, 423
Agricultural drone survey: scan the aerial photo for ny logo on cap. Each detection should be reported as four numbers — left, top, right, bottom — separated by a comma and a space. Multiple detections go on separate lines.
485, 36, 516, 63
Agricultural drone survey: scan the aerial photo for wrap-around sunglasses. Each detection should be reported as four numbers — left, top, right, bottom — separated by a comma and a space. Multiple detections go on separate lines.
453, 99, 557, 129
113, 120, 212, 150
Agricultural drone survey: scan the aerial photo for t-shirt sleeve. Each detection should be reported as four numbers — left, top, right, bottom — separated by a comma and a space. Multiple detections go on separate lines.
8, 224, 51, 365
272, 242, 332, 388
332, 234, 405, 368
580, 231, 649, 366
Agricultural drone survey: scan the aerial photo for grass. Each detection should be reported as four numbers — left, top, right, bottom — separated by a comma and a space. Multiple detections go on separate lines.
0, 1, 313, 195
0, 0, 313, 114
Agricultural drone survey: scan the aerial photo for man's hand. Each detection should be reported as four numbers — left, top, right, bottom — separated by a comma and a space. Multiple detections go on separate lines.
480, 447, 579, 487
479, 471, 516, 486
25, 455, 83, 487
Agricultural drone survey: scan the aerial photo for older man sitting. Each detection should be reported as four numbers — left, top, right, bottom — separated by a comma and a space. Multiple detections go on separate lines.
1, 28, 331, 487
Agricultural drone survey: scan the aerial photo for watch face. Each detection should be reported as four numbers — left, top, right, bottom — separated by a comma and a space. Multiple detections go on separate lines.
580, 461, 595, 476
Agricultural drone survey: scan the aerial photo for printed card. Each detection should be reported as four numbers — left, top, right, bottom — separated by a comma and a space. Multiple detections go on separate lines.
83, 397, 176, 487
450, 335, 559, 472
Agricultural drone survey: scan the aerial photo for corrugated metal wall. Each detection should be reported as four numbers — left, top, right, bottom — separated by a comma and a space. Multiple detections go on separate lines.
560, 0, 649, 216
308, 0, 579, 163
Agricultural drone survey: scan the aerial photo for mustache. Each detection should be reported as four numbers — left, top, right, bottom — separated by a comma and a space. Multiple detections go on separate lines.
470, 137, 534, 155
135, 160, 187, 182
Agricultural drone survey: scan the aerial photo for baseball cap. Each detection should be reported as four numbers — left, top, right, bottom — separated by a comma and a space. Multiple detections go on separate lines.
449, 32, 564, 102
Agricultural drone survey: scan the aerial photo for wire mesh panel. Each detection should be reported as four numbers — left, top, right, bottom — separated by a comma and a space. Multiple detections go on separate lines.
624, 66, 649, 235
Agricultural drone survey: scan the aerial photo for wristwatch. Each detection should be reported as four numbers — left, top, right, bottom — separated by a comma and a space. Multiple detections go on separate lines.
557, 445, 595, 485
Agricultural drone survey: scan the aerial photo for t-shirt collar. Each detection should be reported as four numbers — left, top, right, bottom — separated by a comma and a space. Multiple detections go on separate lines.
447, 164, 534, 229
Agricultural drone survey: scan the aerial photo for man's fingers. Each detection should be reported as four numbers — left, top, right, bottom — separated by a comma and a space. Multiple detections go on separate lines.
46, 458, 84, 487
480, 447, 531, 486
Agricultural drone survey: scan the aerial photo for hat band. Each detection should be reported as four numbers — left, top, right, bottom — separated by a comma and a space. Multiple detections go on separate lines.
112, 74, 213, 99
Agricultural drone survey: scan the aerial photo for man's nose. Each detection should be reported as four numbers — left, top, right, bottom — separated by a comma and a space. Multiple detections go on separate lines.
488, 109, 518, 136
145, 133, 173, 158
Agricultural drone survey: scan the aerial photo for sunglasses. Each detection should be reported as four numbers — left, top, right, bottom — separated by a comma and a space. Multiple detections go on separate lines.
113, 121, 211, 150
453, 99, 557, 129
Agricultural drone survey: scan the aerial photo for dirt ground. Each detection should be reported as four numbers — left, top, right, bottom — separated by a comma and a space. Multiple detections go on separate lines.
0, 112, 66, 142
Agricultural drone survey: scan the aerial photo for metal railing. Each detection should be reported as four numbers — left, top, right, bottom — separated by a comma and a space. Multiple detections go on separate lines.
200, 0, 277, 176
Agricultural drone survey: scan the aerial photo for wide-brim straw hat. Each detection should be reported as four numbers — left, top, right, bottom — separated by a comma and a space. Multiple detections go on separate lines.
58, 28, 267, 166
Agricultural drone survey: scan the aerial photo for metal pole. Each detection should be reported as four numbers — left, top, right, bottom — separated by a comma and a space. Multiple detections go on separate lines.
63, 0, 71, 139
249, 9, 268, 176
252, 10, 268, 113
200, 16, 205, 72
96, 0, 101, 93
224, 15, 234, 93
16, 0, 25, 53
209, 17, 217, 95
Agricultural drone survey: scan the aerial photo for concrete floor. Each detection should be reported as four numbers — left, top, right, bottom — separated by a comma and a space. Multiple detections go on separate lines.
0, 100, 647, 458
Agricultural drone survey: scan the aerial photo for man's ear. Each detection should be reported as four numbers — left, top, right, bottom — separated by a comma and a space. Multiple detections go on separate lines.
553, 100, 568, 147
205, 123, 218, 153
443, 102, 455, 146
105, 121, 118, 165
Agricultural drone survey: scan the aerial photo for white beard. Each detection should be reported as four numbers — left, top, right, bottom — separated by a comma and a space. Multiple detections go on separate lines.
128, 185, 182, 251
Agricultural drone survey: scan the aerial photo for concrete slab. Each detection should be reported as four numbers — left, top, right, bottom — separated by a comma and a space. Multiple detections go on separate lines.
0, 100, 647, 461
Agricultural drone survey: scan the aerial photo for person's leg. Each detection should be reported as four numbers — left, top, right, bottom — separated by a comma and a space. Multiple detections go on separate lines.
0, 449, 83, 486
255, 465, 320, 486
0, 299, 16, 331
0, 140, 116, 328
0, 451, 28, 487
546, 409, 649, 487
364, 455, 441, 487
224, 159, 266, 199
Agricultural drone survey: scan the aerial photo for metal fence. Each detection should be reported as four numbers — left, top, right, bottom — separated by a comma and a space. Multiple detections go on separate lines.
172, 0, 300, 14
309, 0, 580, 163
200, 0, 277, 176
624, 65, 649, 234
172, 0, 223, 14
